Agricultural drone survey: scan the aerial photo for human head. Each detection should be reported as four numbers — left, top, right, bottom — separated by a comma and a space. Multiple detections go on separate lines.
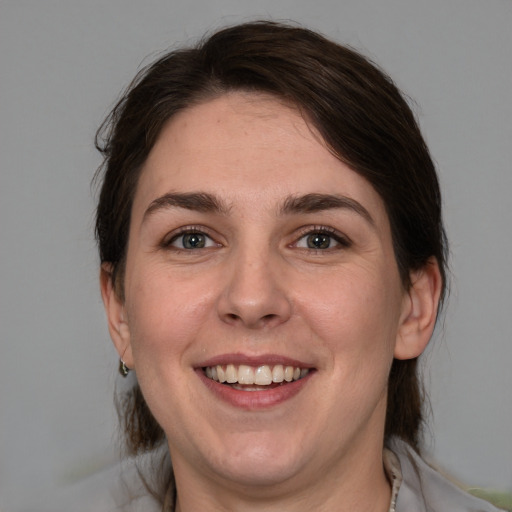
95, 21, 447, 455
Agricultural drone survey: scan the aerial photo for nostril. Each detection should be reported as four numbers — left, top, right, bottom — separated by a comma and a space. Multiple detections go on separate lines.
255, 313, 283, 329
222, 312, 282, 328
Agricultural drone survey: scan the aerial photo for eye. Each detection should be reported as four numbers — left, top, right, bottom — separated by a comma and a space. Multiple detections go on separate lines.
167, 230, 218, 250
294, 228, 350, 251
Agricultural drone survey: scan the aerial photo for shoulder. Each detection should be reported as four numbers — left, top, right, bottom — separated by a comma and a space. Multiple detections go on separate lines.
389, 438, 505, 512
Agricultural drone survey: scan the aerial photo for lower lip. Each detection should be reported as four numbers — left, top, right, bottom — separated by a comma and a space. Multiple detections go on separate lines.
196, 369, 314, 410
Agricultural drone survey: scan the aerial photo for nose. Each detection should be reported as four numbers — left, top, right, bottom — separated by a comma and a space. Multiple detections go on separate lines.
217, 248, 292, 329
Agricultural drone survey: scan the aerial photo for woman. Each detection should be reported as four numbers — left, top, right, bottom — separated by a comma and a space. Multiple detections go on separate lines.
95, 21, 501, 511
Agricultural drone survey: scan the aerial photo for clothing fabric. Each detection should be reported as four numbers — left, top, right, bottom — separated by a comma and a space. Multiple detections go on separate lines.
385, 437, 505, 512
54, 439, 504, 511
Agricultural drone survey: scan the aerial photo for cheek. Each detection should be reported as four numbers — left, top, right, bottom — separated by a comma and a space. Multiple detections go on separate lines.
305, 268, 400, 332
125, 266, 217, 362
296, 265, 403, 371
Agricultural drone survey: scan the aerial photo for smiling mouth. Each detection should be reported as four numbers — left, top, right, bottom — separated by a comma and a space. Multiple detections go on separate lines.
203, 364, 310, 390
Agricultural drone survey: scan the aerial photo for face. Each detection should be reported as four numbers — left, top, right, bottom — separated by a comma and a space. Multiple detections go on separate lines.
103, 93, 429, 494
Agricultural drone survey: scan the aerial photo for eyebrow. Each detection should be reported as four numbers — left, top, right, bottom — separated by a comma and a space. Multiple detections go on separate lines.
143, 192, 232, 221
280, 193, 375, 226
143, 191, 374, 226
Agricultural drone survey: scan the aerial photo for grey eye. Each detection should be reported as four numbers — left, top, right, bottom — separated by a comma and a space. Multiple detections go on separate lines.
182, 233, 206, 249
170, 231, 217, 249
295, 229, 350, 251
306, 233, 332, 249
296, 232, 337, 250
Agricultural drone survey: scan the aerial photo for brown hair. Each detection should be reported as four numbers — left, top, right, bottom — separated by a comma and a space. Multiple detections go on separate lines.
95, 20, 447, 502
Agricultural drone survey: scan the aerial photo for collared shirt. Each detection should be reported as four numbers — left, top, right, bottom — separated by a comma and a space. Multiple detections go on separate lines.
384, 438, 504, 512
384, 447, 402, 512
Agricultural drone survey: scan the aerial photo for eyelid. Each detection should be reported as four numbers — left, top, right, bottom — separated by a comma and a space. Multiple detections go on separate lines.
292, 225, 352, 249
161, 225, 221, 249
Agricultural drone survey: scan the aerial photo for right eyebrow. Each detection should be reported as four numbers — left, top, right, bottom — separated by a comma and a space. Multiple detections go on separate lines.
143, 192, 231, 222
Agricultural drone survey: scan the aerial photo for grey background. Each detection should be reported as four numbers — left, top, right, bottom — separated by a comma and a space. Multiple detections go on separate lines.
1, 0, 511, 510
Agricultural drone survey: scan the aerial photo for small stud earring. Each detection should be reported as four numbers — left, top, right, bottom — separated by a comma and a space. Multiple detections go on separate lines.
119, 359, 130, 377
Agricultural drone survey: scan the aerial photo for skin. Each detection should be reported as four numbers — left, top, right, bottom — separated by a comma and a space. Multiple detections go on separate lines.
101, 92, 442, 511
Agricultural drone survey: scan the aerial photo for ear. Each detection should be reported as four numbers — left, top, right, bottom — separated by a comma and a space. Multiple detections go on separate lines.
100, 263, 134, 369
394, 258, 443, 360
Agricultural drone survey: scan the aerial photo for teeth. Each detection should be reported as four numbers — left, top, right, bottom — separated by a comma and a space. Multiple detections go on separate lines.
204, 364, 309, 386
225, 364, 237, 383
254, 365, 272, 385
284, 366, 294, 382
272, 365, 284, 382
238, 365, 254, 385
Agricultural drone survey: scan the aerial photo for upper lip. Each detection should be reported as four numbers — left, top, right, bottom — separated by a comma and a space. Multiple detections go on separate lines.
197, 353, 315, 369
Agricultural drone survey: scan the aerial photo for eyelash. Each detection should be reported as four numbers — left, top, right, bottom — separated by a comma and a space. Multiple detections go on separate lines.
161, 225, 351, 252
293, 226, 351, 252
162, 226, 219, 251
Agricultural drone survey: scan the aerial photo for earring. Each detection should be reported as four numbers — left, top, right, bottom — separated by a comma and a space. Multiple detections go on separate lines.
119, 359, 130, 377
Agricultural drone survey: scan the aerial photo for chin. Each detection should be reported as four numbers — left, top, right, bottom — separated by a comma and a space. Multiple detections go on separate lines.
203, 432, 308, 488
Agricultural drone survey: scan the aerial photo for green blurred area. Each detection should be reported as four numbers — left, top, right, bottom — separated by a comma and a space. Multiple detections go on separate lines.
468, 488, 512, 511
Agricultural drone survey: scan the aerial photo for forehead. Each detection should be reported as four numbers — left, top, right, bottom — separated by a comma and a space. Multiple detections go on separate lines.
146, 92, 324, 175
132, 92, 388, 224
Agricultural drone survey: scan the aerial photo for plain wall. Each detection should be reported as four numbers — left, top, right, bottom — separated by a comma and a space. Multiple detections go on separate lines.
1, 1, 511, 509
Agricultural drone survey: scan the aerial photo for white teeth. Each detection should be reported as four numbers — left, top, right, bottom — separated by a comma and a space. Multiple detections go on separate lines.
254, 365, 272, 385
204, 364, 309, 386
225, 364, 237, 383
238, 365, 255, 384
284, 366, 294, 382
231, 384, 270, 392
272, 365, 284, 383
217, 365, 226, 383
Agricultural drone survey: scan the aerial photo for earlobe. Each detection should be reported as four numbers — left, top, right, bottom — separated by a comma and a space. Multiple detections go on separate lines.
394, 258, 443, 360
100, 263, 134, 369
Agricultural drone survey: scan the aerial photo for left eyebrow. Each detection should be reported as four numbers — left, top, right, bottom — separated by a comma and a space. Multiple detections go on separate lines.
280, 193, 375, 226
